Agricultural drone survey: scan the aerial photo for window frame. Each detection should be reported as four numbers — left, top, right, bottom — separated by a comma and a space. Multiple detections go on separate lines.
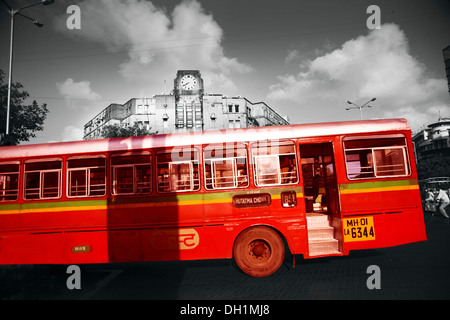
168, 161, 195, 192
23, 158, 62, 201
0, 161, 20, 202
343, 135, 411, 180
254, 154, 281, 186
373, 146, 409, 177
110, 152, 152, 196
203, 143, 249, 190
251, 140, 299, 187
66, 155, 107, 198
156, 148, 200, 193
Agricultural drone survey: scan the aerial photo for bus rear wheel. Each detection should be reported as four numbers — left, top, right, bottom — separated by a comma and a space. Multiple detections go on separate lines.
233, 226, 285, 277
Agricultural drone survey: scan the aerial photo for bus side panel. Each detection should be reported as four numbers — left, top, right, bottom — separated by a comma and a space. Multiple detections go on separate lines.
336, 129, 427, 253
0, 201, 108, 233
341, 207, 426, 253
203, 195, 309, 257
339, 180, 421, 213
107, 201, 308, 263
0, 207, 110, 265
106, 200, 225, 263
0, 230, 109, 265
340, 187, 427, 253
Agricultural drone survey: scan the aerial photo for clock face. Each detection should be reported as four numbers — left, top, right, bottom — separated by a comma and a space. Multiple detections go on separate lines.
180, 74, 197, 90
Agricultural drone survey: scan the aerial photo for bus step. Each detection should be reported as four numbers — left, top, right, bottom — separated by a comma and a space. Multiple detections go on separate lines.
307, 213, 341, 256
306, 213, 330, 227
307, 226, 335, 240
308, 239, 340, 256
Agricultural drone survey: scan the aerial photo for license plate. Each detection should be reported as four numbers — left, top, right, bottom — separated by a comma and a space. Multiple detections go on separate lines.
343, 216, 375, 242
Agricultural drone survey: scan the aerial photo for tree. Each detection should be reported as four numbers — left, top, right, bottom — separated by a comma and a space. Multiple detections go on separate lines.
416, 155, 450, 180
0, 69, 49, 146
101, 123, 156, 139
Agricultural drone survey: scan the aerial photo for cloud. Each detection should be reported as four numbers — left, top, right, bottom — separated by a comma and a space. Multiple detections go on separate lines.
285, 49, 301, 65
62, 125, 84, 142
56, 78, 101, 101
53, 0, 251, 91
56, 78, 101, 117
268, 23, 449, 131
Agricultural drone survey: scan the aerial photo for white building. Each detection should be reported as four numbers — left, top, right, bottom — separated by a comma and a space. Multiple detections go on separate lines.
84, 70, 289, 140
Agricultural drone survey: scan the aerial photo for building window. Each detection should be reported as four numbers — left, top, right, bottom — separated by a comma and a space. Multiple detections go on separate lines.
24, 159, 62, 200
344, 136, 410, 180
186, 106, 193, 128
176, 105, 184, 128
111, 153, 151, 195
235, 105, 239, 113
67, 156, 106, 197
228, 105, 233, 113
0, 162, 19, 202
195, 106, 202, 120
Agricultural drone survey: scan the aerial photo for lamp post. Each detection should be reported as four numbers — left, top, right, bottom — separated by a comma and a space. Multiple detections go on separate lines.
1, 0, 55, 136
346, 97, 376, 120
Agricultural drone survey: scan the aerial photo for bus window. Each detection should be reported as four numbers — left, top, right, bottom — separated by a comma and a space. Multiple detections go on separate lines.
67, 157, 106, 197
344, 149, 374, 179
251, 141, 298, 186
255, 155, 280, 185
156, 148, 200, 193
24, 159, 62, 200
373, 148, 408, 176
111, 154, 151, 195
344, 136, 410, 180
0, 162, 19, 202
204, 144, 249, 190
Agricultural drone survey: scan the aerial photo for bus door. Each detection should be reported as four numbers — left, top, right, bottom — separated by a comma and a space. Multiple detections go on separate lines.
299, 142, 342, 256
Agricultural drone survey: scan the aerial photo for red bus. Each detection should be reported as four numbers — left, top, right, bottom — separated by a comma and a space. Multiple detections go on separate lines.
0, 118, 426, 277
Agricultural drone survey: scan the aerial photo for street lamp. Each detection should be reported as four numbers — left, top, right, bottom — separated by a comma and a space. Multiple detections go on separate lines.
1, 0, 55, 136
346, 97, 376, 120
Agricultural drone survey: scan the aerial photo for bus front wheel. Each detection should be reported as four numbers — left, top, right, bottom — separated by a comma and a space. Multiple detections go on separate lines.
233, 226, 285, 277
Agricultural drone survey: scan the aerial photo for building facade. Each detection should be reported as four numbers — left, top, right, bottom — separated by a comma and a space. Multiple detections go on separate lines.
83, 70, 289, 140
413, 117, 450, 160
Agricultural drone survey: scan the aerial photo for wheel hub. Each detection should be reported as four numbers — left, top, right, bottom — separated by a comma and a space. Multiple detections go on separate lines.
249, 240, 270, 260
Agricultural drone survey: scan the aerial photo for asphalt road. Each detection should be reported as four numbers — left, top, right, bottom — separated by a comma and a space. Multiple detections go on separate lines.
1, 211, 449, 305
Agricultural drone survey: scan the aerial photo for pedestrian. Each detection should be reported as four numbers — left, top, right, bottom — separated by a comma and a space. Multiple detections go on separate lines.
424, 188, 436, 212
436, 188, 450, 218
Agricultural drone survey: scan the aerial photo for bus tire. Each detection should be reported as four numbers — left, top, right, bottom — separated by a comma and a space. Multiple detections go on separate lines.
233, 226, 285, 277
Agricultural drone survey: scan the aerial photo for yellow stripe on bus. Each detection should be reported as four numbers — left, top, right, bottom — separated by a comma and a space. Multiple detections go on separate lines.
0, 198, 235, 214
339, 184, 419, 195
0, 191, 304, 215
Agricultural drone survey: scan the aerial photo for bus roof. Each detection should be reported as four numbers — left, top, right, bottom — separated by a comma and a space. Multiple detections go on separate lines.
0, 118, 410, 160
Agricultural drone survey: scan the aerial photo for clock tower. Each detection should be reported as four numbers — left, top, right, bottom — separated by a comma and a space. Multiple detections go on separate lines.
174, 70, 204, 131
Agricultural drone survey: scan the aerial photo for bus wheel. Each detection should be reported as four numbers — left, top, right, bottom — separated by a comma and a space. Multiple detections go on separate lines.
233, 226, 285, 277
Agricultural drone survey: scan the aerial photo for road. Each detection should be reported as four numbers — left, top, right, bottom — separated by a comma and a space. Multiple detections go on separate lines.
1, 211, 449, 306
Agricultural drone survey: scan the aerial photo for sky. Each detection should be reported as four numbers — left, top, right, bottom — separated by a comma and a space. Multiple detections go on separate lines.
0, 0, 449, 144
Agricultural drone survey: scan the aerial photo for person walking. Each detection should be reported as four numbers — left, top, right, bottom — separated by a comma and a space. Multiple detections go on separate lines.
436, 188, 450, 218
